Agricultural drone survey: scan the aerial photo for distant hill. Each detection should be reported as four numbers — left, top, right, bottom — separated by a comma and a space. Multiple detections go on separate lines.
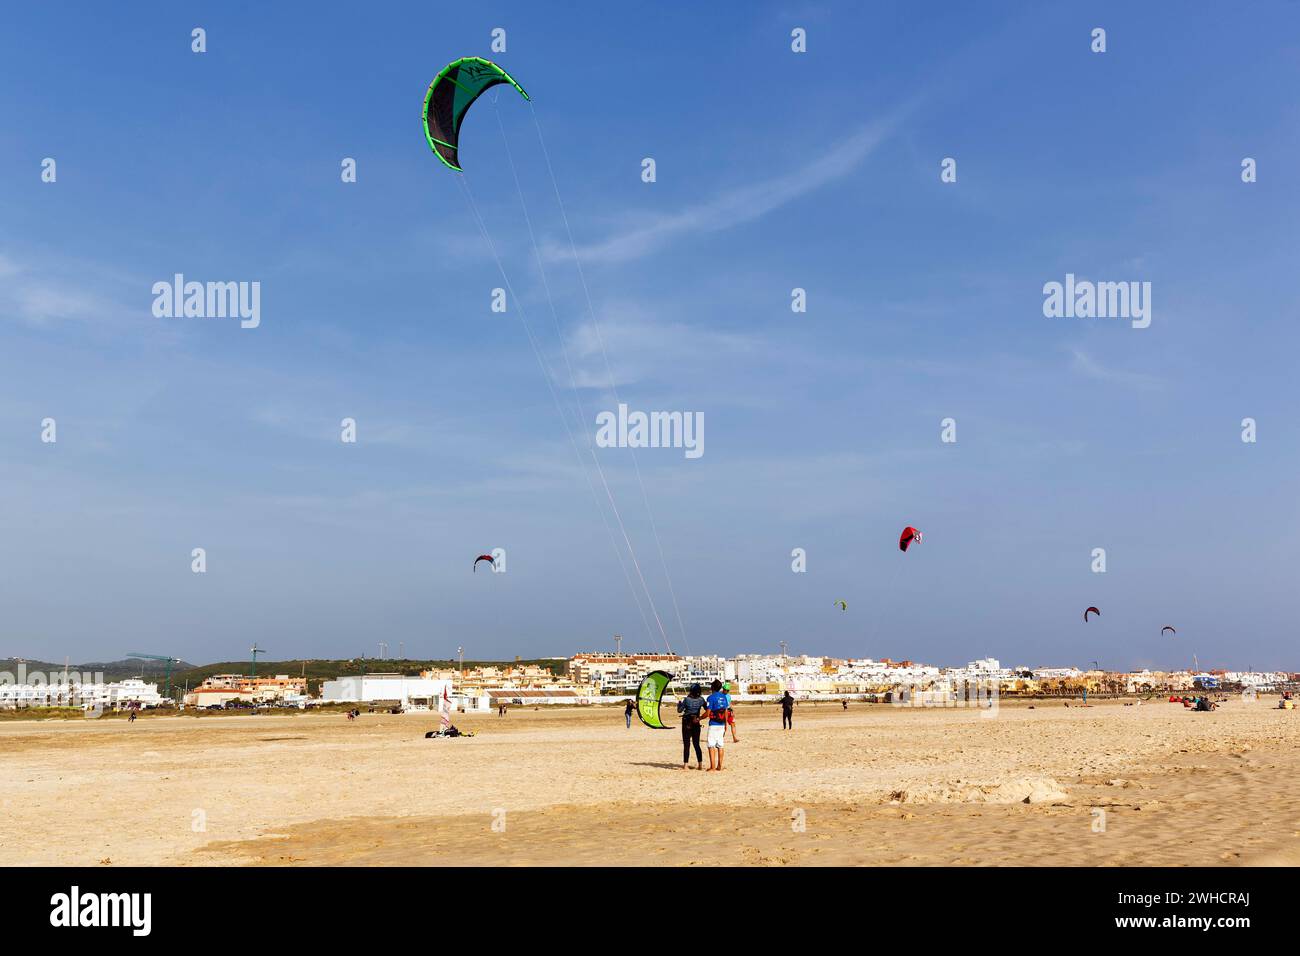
0, 657, 198, 684
173, 658, 568, 696
0, 656, 567, 698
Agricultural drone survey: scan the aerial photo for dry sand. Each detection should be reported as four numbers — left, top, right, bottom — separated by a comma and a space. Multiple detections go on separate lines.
1, 698, 1297, 866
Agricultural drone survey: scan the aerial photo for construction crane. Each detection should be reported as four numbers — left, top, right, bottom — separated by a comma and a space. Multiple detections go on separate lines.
250, 644, 266, 677
126, 652, 181, 701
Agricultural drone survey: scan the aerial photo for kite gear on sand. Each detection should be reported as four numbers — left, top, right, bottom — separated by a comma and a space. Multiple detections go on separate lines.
425, 726, 475, 738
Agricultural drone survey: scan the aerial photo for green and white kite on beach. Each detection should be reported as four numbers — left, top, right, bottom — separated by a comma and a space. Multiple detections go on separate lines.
635, 670, 673, 730
422, 57, 529, 171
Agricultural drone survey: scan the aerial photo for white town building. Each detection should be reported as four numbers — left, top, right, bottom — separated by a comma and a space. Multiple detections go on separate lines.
320, 674, 451, 710
0, 677, 163, 711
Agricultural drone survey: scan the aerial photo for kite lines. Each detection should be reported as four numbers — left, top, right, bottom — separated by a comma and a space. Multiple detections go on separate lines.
425, 57, 686, 655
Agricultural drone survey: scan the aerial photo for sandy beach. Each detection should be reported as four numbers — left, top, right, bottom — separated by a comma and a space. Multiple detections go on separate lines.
2, 698, 1297, 867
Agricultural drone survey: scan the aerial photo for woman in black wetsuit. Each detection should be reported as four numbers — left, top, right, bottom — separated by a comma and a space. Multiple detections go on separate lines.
677, 682, 705, 769
780, 691, 795, 729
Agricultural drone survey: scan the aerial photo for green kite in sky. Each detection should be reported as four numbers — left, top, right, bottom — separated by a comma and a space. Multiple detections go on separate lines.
422, 57, 529, 172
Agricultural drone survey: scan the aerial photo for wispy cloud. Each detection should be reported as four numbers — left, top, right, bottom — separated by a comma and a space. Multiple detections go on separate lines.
558, 303, 766, 390
1068, 347, 1162, 391
0, 249, 145, 331
0, 253, 106, 326
546, 113, 909, 265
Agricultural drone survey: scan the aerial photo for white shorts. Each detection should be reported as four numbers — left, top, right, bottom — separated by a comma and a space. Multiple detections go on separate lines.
706, 724, 726, 749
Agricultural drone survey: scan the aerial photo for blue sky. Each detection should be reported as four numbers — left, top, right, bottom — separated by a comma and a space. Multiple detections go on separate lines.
1, 2, 1297, 670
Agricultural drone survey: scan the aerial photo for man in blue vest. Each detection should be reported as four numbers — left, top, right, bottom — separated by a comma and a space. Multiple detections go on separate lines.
704, 679, 731, 771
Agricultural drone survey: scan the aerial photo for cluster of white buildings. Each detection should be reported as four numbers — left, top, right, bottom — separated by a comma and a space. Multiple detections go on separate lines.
566, 653, 690, 692
319, 667, 597, 712
567, 651, 947, 697
565, 653, 1297, 700
0, 677, 164, 711
1, 652, 1292, 717
1220, 670, 1290, 689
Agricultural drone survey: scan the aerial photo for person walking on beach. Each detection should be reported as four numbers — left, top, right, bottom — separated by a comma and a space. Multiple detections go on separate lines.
780, 691, 795, 730
677, 683, 706, 769
625, 697, 635, 729
722, 683, 739, 743
705, 680, 731, 771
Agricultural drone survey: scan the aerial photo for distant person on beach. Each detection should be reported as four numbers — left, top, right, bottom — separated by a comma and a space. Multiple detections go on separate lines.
128, 710, 137, 723
723, 683, 739, 743
841, 699, 848, 711
677, 683, 706, 770
780, 691, 795, 729
625, 697, 635, 728
705, 680, 731, 770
